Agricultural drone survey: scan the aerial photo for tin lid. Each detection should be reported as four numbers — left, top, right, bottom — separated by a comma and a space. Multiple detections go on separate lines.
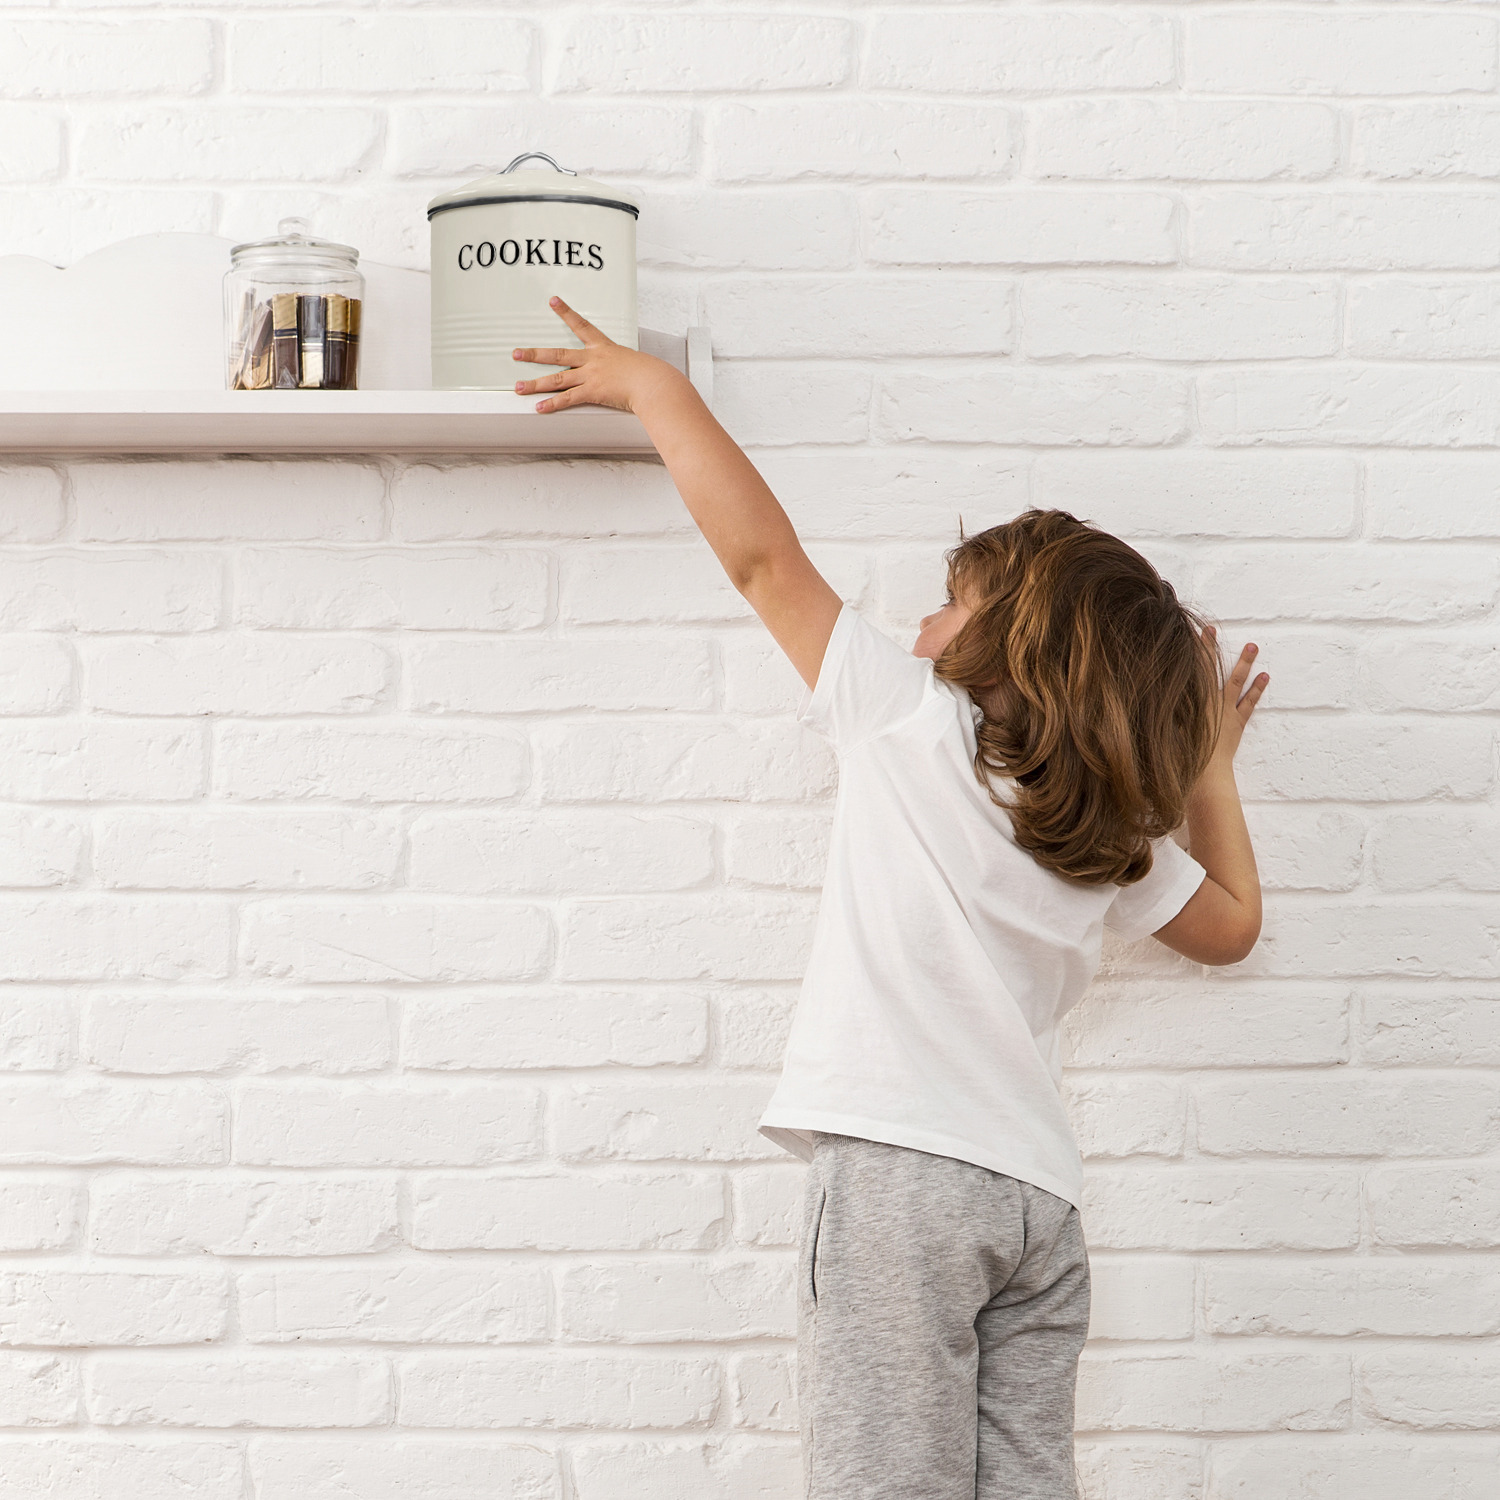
230, 217, 360, 268
426, 152, 640, 221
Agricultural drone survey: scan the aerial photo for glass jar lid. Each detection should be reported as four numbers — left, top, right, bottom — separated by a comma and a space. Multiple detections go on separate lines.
230, 217, 360, 270
426, 152, 640, 221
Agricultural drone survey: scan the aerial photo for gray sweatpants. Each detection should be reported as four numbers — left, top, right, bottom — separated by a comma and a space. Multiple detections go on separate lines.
797, 1133, 1091, 1500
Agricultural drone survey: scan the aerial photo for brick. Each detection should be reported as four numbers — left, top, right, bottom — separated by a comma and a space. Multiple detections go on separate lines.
230, 16, 533, 93
730, 1165, 803, 1248
1370, 808, 1500, 891
214, 723, 528, 802
0, 1079, 226, 1165
555, 16, 850, 92
398, 1352, 718, 1429
1367, 1166, 1500, 1249
0, 551, 219, 631
89, 1173, 399, 1257
1191, 192, 1500, 271
868, 10, 1171, 92
555, 1082, 780, 1163
534, 719, 833, 803
867, 189, 1176, 267
1212, 1437, 1500, 1499
392, 458, 692, 542
0, 188, 217, 264
0, 1440, 243, 1500
0, 989, 70, 1072
712, 101, 1013, 182
1359, 634, 1500, 714
94, 810, 400, 891
1204, 1258, 1500, 1337
390, 104, 694, 178
1350, 278, 1500, 361
235, 547, 548, 630
1368, 453, 1500, 539
715, 989, 797, 1071
1078, 1352, 1348, 1433
1357, 104, 1500, 180
725, 812, 831, 890
1022, 276, 1336, 362
253, 1439, 559, 1500
0, 896, 232, 983
87, 1353, 389, 1428
1067, 1077, 1188, 1160
1064, 982, 1350, 1069
0, 1178, 78, 1251
1359, 1350, 1500, 1430
1074, 1441, 1206, 1500
712, 363, 871, 447
1358, 992, 1500, 1069
560, 895, 818, 982
729, 1353, 795, 1431
572, 1437, 801, 1500
82, 995, 391, 1074
721, 636, 805, 716
1245, 806, 1365, 892
76, 108, 380, 182
235, 1081, 540, 1167
243, 898, 551, 983
0, 466, 63, 539
1196, 548, 1498, 622
0, 1270, 226, 1346
751, 450, 1030, 543
0, 20, 214, 97
240, 1264, 550, 1344
704, 277, 1012, 359
408, 638, 713, 714
412, 1171, 724, 1251
0, 1352, 77, 1425
1218, 629, 1353, 711
1030, 100, 1338, 182
1083, 1166, 1359, 1250
1195, 1073, 1500, 1157
561, 1258, 793, 1342
85, 636, 392, 716
638, 190, 856, 271
878, 369, 1190, 446
0, 636, 73, 716
0, 723, 204, 803
0, 107, 61, 183
0, 808, 82, 885
1248, 898, 1500, 980
403, 991, 707, 1070
1187, 12, 1495, 95
73, 461, 382, 542
1086, 1257, 1194, 1342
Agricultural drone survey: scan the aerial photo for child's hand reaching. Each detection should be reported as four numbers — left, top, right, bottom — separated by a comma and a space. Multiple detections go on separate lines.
512, 296, 684, 415
1202, 626, 1268, 770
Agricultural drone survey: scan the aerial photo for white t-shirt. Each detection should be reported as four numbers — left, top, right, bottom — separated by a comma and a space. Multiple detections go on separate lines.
759, 606, 1207, 1210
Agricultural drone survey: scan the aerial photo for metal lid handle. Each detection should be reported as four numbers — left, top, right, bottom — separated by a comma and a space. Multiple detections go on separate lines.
501, 152, 576, 176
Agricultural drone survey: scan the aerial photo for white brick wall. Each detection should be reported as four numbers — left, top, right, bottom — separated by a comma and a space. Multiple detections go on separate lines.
0, 5, 1496, 1496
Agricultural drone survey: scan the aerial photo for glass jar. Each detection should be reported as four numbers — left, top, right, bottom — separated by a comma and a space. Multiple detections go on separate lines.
225, 218, 364, 390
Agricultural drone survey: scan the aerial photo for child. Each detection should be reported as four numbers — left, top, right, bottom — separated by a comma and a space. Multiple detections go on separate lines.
516, 301, 1267, 1500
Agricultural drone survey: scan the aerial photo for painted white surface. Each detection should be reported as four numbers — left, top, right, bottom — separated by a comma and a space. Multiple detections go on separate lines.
0, 7, 1496, 1499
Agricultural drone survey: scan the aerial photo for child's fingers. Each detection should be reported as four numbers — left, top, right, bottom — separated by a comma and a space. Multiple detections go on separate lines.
548, 296, 611, 345
1225, 643, 1258, 696
535, 386, 590, 414
1236, 671, 1270, 720
515, 369, 583, 395
512, 346, 584, 368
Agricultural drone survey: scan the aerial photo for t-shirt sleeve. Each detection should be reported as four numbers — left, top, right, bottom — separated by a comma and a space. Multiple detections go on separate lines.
799, 604, 934, 751
1104, 835, 1208, 941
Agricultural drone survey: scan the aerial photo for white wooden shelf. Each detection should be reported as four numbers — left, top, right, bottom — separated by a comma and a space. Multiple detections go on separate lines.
0, 234, 711, 455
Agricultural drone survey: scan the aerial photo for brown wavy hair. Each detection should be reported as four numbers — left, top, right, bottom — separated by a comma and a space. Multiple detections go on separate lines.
933, 509, 1220, 887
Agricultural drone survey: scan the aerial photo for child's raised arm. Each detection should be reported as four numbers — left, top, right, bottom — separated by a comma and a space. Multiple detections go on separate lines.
1153, 631, 1268, 966
514, 298, 842, 689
